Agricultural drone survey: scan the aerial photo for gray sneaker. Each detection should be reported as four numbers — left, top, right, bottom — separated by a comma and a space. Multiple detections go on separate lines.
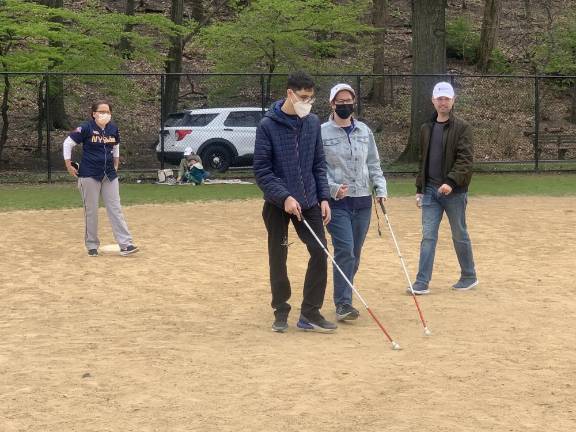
335, 304, 360, 321
272, 315, 288, 333
452, 279, 479, 291
407, 282, 430, 295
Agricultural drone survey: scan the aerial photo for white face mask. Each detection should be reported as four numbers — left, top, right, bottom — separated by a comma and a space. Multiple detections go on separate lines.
292, 100, 312, 118
95, 113, 111, 124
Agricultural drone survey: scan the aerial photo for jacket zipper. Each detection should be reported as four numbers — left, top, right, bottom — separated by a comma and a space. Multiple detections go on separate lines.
293, 125, 309, 208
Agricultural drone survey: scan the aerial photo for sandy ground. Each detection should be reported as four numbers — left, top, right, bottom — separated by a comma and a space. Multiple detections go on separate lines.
1, 196, 575, 432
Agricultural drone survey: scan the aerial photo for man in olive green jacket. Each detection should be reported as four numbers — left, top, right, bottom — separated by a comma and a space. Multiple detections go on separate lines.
411, 82, 478, 295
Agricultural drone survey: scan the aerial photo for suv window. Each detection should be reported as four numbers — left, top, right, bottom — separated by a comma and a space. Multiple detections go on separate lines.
223, 111, 263, 127
185, 113, 218, 127
164, 113, 186, 127
164, 113, 218, 127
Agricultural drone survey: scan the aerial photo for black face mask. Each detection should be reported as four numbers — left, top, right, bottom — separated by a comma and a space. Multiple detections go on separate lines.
335, 104, 354, 119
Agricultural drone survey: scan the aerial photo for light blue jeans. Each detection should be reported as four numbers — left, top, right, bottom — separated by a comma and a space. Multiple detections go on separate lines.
327, 207, 372, 306
416, 185, 476, 286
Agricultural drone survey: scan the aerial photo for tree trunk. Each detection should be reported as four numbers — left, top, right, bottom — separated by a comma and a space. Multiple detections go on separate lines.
523, 0, 531, 21
163, 0, 184, 116
401, 0, 447, 162
118, 0, 137, 59
370, 0, 392, 105
477, 0, 502, 73
191, 0, 203, 22
0, 73, 10, 163
42, 0, 70, 130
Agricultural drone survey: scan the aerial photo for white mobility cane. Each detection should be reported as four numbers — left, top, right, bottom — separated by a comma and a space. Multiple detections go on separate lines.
374, 197, 432, 336
301, 217, 401, 350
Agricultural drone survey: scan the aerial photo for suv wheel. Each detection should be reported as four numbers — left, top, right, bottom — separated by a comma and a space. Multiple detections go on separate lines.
201, 143, 233, 173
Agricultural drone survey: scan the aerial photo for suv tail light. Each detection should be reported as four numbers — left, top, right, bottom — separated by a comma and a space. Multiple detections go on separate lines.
176, 129, 192, 141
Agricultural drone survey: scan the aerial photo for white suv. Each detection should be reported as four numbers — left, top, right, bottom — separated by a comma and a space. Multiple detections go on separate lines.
155, 107, 265, 172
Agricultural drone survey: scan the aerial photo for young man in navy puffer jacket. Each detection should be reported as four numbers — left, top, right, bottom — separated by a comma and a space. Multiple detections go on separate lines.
254, 72, 337, 334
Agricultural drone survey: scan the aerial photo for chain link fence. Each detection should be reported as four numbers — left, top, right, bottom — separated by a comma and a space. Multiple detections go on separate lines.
1, 72, 575, 182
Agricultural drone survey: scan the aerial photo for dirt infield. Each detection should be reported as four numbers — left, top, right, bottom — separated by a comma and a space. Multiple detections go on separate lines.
1, 197, 575, 431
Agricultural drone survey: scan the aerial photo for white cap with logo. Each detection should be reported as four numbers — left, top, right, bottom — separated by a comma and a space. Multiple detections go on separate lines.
329, 83, 356, 102
183, 147, 193, 156
432, 82, 455, 99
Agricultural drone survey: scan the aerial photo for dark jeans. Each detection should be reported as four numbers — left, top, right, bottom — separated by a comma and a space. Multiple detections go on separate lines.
326, 207, 372, 307
416, 185, 477, 286
262, 201, 327, 320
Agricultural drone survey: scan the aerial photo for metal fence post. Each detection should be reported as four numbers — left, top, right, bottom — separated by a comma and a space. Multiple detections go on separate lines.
160, 73, 165, 170
45, 73, 52, 183
534, 76, 540, 172
356, 75, 362, 118
260, 74, 266, 114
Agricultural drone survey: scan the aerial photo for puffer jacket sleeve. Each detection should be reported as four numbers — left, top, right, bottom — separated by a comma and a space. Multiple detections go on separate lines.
312, 120, 330, 202
253, 119, 291, 208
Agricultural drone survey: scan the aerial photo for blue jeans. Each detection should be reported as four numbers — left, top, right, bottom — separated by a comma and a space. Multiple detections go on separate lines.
416, 185, 476, 286
327, 207, 372, 306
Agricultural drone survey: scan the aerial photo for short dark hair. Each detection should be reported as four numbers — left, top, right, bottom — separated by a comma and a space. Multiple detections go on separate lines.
91, 100, 112, 116
286, 71, 315, 91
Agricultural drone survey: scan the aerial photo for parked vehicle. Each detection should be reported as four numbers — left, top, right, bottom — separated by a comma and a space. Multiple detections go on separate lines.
155, 107, 265, 172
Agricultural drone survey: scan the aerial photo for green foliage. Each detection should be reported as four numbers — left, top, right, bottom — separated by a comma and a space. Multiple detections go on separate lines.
534, 13, 576, 75
446, 17, 480, 64
489, 48, 513, 74
0, 0, 181, 74
201, 0, 372, 74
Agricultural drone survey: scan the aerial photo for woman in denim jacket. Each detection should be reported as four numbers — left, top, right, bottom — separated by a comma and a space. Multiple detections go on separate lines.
321, 84, 388, 322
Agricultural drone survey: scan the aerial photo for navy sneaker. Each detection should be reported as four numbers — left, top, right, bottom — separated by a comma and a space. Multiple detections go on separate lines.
88, 249, 98, 257
120, 245, 139, 256
406, 282, 430, 295
297, 314, 337, 333
335, 304, 360, 321
272, 315, 288, 333
452, 278, 479, 291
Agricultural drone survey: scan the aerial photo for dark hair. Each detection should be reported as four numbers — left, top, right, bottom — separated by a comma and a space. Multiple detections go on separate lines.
286, 71, 315, 91
91, 100, 112, 117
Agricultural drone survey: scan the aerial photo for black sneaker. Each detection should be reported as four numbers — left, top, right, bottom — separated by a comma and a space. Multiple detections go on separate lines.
336, 304, 360, 321
88, 249, 98, 257
272, 316, 288, 333
297, 314, 337, 333
120, 245, 139, 256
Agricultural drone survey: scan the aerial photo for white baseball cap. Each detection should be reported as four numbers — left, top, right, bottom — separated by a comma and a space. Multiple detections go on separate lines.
329, 83, 356, 102
183, 147, 193, 156
432, 82, 455, 99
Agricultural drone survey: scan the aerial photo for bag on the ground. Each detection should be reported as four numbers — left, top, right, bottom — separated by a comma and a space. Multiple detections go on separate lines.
157, 169, 175, 184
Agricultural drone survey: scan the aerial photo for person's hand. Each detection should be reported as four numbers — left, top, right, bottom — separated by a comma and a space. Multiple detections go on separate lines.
66, 163, 78, 177
377, 196, 387, 204
321, 200, 331, 225
336, 184, 348, 199
438, 184, 453, 195
416, 193, 424, 208
284, 196, 302, 221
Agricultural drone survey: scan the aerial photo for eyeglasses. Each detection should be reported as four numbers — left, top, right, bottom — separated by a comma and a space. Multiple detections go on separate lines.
334, 99, 354, 104
291, 90, 316, 105
95, 110, 111, 114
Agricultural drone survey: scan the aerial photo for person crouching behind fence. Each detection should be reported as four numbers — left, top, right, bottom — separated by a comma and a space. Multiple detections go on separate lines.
178, 147, 208, 184
254, 71, 337, 334
63, 100, 139, 257
322, 83, 388, 322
